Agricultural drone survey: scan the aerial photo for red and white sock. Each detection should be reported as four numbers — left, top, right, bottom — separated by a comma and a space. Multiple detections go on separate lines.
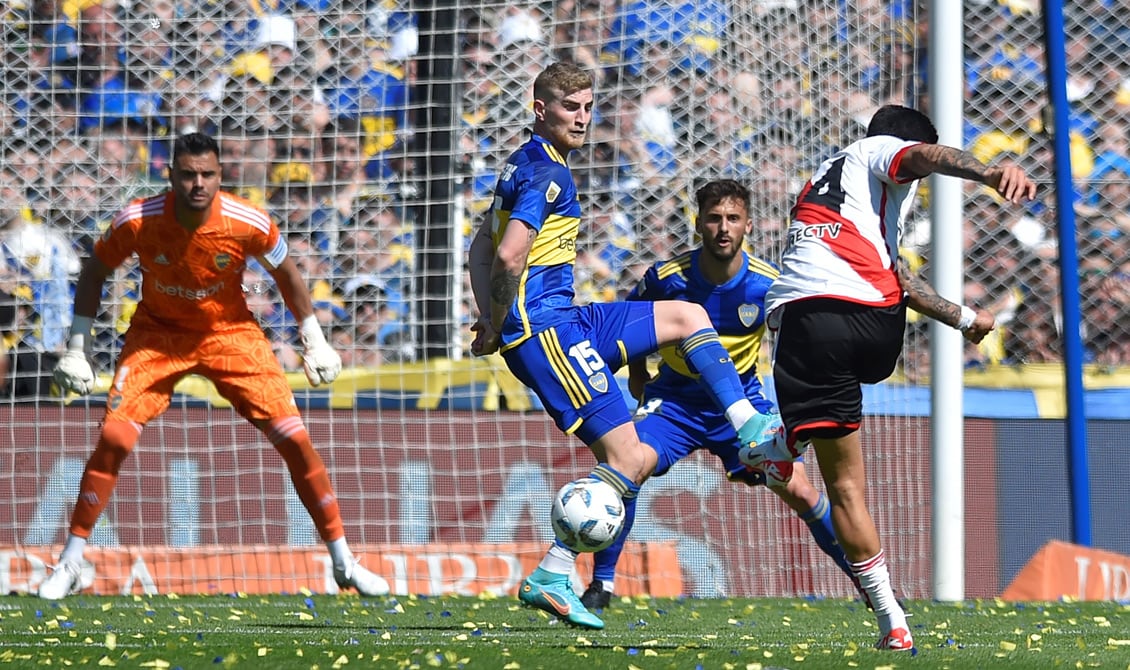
850, 550, 907, 633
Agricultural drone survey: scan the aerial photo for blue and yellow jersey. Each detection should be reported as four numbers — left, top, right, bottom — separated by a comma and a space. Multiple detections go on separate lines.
628, 249, 778, 409
490, 133, 582, 350
328, 62, 409, 157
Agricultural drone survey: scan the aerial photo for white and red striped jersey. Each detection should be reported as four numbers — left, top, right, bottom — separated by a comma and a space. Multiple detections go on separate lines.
765, 135, 922, 312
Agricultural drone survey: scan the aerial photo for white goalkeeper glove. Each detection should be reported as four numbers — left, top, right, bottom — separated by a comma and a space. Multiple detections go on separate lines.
53, 316, 96, 395
299, 315, 342, 386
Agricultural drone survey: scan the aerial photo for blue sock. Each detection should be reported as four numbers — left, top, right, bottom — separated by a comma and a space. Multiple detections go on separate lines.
680, 328, 747, 412
799, 493, 854, 579
589, 463, 639, 587
589, 463, 640, 500
593, 493, 637, 584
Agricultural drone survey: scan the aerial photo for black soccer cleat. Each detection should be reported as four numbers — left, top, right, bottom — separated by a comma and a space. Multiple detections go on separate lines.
580, 580, 612, 610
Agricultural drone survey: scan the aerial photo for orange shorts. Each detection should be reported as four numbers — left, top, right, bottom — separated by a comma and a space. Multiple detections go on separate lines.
104, 323, 299, 424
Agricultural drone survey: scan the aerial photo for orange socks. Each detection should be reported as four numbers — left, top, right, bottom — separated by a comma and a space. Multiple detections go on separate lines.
266, 416, 344, 542
70, 420, 140, 539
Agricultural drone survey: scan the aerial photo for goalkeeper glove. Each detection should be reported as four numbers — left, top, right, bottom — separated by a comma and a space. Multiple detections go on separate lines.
299, 315, 342, 386
53, 316, 96, 395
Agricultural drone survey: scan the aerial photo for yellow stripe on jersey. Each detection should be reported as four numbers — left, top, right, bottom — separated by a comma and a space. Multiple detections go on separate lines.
548, 327, 592, 405
528, 214, 579, 266
499, 264, 534, 353
747, 257, 779, 280
564, 417, 584, 435
542, 143, 567, 166
616, 340, 627, 369
722, 330, 762, 375
656, 252, 693, 280
660, 329, 763, 378
540, 328, 592, 408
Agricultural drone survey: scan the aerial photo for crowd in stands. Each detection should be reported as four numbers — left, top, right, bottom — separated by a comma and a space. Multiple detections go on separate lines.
0, 0, 1127, 399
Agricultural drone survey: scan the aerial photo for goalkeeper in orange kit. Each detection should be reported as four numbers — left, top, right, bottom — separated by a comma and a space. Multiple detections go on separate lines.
39, 132, 388, 600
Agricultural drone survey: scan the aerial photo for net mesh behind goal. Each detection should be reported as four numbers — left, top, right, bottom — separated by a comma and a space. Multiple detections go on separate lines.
2, 0, 1126, 599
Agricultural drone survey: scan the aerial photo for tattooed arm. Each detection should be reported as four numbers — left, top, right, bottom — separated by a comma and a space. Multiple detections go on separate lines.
896, 257, 996, 344
894, 144, 1038, 204
468, 216, 497, 324
488, 219, 537, 331
467, 215, 538, 356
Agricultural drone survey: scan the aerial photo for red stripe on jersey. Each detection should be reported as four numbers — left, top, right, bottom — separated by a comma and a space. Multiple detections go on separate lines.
793, 202, 854, 227
791, 203, 902, 305
886, 143, 920, 184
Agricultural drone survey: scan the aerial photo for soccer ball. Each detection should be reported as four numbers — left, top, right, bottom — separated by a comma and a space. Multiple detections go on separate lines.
551, 477, 625, 552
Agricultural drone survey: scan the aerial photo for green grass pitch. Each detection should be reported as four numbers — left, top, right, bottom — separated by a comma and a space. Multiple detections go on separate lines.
2, 593, 1128, 669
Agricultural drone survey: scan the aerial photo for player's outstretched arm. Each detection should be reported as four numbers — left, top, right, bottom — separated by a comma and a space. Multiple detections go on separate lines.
895, 257, 995, 343
54, 256, 112, 395
269, 257, 342, 386
895, 144, 1037, 203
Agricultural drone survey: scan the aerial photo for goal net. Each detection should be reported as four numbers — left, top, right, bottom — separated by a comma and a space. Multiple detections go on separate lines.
4, 1, 1121, 600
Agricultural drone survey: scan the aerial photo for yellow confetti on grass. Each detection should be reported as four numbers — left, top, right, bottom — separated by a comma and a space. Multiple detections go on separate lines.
105, 633, 117, 651
1107, 638, 1130, 646
139, 661, 170, 668
502, 663, 520, 669
101, 603, 113, 612
286, 612, 314, 621
97, 657, 116, 666
1000, 641, 1017, 651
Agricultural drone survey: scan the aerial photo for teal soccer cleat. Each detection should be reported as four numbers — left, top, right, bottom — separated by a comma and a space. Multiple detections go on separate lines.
519, 568, 605, 629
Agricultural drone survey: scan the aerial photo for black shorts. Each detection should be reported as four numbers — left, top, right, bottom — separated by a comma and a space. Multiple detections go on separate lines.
771, 297, 907, 442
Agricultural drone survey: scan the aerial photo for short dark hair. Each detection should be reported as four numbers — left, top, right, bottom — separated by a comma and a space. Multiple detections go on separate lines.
866, 105, 939, 144
695, 179, 751, 216
172, 132, 220, 164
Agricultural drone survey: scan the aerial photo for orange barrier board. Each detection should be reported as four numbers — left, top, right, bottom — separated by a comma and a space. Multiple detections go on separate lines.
0, 543, 682, 597
1001, 540, 1130, 601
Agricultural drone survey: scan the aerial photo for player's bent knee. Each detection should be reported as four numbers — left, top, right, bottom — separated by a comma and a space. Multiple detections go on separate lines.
91, 420, 142, 471
654, 301, 711, 341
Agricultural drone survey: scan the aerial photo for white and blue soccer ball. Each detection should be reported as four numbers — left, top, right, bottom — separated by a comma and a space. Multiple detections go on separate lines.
551, 478, 625, 553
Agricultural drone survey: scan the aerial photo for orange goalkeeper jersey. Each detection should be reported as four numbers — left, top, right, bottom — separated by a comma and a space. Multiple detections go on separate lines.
95, 191, 287, 333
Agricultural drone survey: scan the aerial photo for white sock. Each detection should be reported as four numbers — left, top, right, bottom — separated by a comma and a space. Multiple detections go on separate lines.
538, 543, 578, 575
326, 537, 351, 569
601, 579, 615, 593
851, 550, 907, 633
724, 400, 756, 432
60, 534, 87, 563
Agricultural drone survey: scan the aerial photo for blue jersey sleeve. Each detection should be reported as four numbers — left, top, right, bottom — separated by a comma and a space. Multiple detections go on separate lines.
508, 161, 569, 231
